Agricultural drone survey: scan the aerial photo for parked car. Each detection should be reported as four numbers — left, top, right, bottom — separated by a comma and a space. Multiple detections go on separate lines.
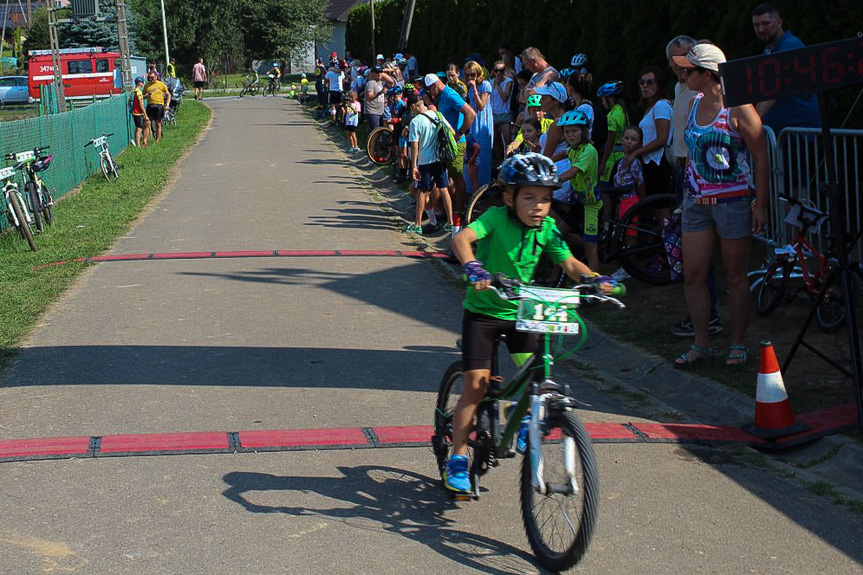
0, 76, 31, 105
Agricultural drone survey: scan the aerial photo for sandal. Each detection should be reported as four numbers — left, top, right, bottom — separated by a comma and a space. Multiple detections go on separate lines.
674, 344, 712, 369
726, 345, 749, 366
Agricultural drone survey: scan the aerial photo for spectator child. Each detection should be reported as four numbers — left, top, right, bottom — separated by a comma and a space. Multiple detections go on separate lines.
129, 76, 149, 147
506, 95, 553, 155
554, 110, 601, 271
343, 91, 362, 152
515, 118, 542, 154
612, 127, 647, 248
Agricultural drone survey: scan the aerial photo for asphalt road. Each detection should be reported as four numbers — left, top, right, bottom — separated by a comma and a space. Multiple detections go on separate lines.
0, 96, 860, 574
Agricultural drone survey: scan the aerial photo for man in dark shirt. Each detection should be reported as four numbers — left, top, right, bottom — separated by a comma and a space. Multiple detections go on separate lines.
751, 2, 820, 135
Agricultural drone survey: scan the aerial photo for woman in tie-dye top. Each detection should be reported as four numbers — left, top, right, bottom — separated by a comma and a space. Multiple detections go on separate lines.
670, 44, 769, 369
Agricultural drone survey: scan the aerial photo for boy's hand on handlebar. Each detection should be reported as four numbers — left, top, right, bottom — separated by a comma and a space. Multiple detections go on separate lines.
464, 260, 491, 289
582, 273, 619, 295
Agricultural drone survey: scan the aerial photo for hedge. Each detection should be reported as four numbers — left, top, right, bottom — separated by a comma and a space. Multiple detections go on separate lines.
346, 0, 863, 127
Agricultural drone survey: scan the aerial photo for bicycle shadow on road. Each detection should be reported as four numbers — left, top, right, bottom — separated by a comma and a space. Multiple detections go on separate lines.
222, 465, 554, 575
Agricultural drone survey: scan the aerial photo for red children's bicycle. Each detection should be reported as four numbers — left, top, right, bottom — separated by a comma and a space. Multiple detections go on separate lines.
756, 194, 859, 333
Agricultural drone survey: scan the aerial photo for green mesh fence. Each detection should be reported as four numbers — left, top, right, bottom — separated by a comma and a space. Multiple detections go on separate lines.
0, 95, 133, 230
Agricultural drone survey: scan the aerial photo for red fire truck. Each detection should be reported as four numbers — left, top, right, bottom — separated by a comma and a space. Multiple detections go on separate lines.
28, 47, 122, 100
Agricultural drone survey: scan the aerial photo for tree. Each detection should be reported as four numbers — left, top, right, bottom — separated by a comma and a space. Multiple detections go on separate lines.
61, 0, 139, 52
22, 8, 53, 54
239, 0, 332, 63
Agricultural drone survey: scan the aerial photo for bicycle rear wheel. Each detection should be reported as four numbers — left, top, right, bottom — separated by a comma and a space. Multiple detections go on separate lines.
520, 408, 598, 572
9, 192, 37, 251
616, 193, 678, 286
432, 361, 466, 479
366, 127, 395, 165
756, 259, 791, 316
816, 269, 859, 333
26, 181, 43, 233
466, 182, 506, 224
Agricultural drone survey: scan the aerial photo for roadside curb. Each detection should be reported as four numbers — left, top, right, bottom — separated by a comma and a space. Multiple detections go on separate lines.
308, 108, 863, 509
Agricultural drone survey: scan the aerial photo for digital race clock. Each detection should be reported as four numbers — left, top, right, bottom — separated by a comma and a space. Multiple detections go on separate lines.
720, 35, 863, 107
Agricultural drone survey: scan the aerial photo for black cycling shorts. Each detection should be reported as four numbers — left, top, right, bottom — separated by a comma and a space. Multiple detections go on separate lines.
146, 104, 165, 122
461, 310, 540, 372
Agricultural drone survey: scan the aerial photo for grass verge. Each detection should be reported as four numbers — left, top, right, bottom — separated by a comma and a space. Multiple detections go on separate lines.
0, 100, 212, 368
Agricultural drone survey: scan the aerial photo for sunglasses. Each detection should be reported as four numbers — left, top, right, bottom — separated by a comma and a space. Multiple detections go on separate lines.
465, 73, 477, 78
493, 68, 505, 73
638, 78, 656, 86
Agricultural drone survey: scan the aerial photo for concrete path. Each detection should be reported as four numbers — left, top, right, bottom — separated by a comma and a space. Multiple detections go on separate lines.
0, 97, 860, 574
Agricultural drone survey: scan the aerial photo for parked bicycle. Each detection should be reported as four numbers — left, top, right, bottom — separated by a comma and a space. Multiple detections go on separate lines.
84, 134, 119, 181
432, 275, 623, 572
756, 194, 858, 333
467, 182, 678, 286
14, 147, 55, 232
0, 163, 37, 250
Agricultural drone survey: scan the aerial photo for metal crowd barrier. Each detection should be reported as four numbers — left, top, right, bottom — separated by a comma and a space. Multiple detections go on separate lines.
762, 126, 862, 257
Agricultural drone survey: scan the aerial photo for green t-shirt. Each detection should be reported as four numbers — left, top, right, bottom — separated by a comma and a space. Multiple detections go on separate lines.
567, 142, 599, 202
602, 104, 627, 182
464, 206, 573, 320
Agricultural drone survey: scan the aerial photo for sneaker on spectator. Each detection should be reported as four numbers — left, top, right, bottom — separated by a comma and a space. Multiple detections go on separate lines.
610, 267, 630, 282
404, 224, 422, 235
671, 312, 723, 337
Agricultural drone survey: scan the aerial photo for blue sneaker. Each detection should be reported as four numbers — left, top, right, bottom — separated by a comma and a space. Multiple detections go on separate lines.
444, 454, 471, 493
516, 416, 530, 454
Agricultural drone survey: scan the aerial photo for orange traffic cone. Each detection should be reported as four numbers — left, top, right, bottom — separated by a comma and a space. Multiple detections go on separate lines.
742, 341, 810, 439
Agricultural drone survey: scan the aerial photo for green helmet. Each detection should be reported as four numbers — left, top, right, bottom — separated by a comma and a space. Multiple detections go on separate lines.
526, 94, 542, 108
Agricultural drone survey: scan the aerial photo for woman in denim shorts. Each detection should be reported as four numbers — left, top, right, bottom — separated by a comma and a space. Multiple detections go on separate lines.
671, 44, 770, 368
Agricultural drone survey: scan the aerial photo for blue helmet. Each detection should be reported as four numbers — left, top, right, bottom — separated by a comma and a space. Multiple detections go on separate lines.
571, 53, 588, 67
498, 153, 559, 189
597, 81, 624, 97
557, 110, 589, 127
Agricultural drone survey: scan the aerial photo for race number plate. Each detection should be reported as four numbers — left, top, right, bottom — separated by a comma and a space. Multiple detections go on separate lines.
0, 167, 16, 181
515, 287, 581, 334
15, 150, 35, 163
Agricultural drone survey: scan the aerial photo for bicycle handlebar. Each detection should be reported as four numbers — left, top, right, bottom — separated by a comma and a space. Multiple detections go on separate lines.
487, 274, 626, 308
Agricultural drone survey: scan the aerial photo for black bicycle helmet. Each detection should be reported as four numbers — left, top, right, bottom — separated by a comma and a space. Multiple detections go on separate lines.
498, 153, 560, 189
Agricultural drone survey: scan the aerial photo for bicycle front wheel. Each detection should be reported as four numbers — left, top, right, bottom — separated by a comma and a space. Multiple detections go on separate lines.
466, 182, 506, 224
520, 408, 598, 572
616, 193, 678, 286
40, 182, 55, 226
26, 181, 44, 233
9, 192, 37, 251
816, 269, 859, 333
756, 259, 791, 316
366, 127, 395, 165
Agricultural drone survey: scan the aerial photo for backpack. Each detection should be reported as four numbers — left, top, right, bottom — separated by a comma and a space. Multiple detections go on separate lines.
424, 111, 458, 163
587, 100, 609, 150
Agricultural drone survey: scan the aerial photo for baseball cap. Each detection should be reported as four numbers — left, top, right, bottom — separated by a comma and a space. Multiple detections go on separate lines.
372, 65, 383, 73
405, 92, 420, 106
533, 82, 567, 103
376, 53, 385, 60
394, 53, 404, 60
423, 73, 441, 87
672, 44, 726, 73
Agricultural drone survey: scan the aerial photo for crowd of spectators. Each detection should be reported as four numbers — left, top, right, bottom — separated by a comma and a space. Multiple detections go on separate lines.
310, 2, 819, 368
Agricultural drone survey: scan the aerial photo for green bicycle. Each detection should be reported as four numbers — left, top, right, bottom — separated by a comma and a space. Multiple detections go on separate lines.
431, 274, 625, 572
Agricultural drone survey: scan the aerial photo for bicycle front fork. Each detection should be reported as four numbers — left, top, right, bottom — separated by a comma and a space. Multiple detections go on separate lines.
528, 391, 578, 496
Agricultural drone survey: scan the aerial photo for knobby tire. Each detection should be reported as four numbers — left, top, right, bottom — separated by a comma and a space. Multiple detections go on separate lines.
815, 269, 859, 333
520, 408, 598, 572
40, 182, 54, 226
432, 361, 466, 478
26, 181, 43, 233
366, 127, 395, 165
616, 193, 678, 286
9, 192, 36, 251
466, 182, 506, 224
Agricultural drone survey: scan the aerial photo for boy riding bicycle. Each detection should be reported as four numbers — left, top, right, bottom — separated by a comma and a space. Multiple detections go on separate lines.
447, 152, 606, 494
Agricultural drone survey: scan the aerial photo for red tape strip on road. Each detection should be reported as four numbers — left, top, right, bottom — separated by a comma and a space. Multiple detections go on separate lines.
33, 249, 454, 270
0, 403, 856, 464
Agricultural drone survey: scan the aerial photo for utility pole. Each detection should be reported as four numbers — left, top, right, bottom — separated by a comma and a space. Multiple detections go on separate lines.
115, 0, 132, 90
397, 0, 416, 51
159, 0, 169, 68
47, 1, 66, 112
369, 0, 375, 62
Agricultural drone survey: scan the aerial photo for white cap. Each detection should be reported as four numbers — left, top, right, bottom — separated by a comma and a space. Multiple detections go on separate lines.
423, 73, 441, 87
672, 44, 726, 73
376, 54, 384, 60
533, 82, 567, 103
